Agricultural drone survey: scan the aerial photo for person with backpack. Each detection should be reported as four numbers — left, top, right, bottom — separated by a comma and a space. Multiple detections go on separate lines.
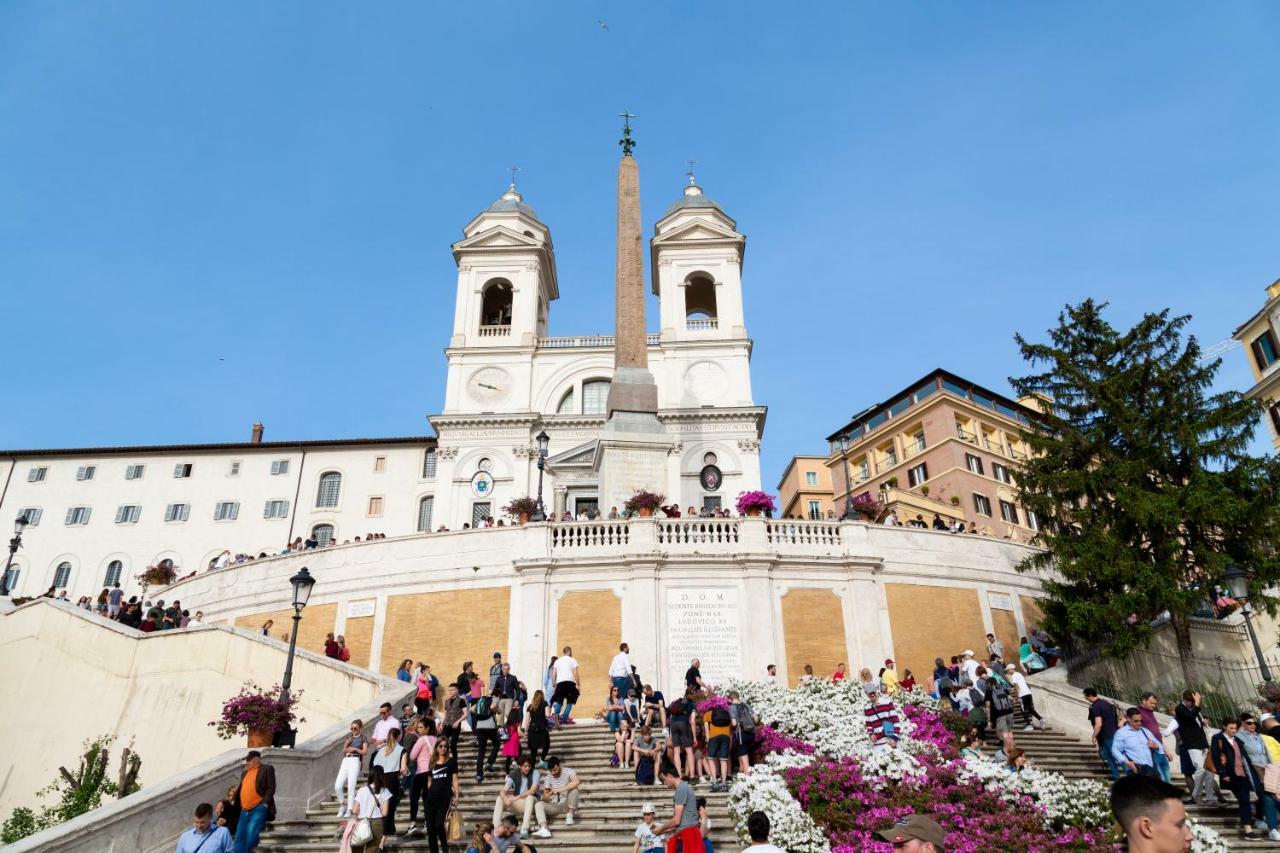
931, 657, 950, 702
989, 673, 1016, 735
415, 665, 434, 718
727, 690, 757, 776
703, 702, 733, 792
666, 690, 697, 781
472, 687, 502, 783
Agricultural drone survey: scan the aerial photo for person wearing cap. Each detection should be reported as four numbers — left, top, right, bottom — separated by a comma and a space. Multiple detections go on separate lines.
232, 750, 276, 853
960, 650, 979, 686
875, 813, 947, 851
1005, 663, 1045, 731
632, 802, 665, 853
881, 659, 900, 693
490, 652, 505, 681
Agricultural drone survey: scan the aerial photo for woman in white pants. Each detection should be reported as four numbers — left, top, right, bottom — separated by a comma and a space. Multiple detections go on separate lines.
335, 719, 368, 818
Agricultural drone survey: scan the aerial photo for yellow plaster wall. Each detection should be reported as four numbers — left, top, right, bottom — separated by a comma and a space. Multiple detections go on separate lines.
781, 588, 847, 686
555, 590, 621, 711
379, 587, 511, 681
234, 602, 338, 657
885, 584, 985, 684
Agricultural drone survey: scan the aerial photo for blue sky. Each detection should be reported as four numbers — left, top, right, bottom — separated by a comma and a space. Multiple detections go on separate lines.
2, 2, 1277, 488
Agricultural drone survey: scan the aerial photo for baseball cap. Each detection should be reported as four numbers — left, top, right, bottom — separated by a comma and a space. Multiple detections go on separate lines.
961, 649, 975, 657
876, 814, 946, 848
641, 802, 656, 815
884, 658, 894, 666
493, 651, 502, 658
1005, 663, 1016, 672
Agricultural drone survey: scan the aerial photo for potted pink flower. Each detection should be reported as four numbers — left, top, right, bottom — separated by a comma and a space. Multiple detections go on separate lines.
136, 563, 177, 588
851, 492, 879, 519
735, 490, 776, 517
209, 681, 304, 746
502, 496, 539, 524
624, 489, 666, 518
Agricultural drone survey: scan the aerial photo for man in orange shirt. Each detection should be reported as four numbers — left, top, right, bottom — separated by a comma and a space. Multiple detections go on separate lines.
234, 751, 276, 853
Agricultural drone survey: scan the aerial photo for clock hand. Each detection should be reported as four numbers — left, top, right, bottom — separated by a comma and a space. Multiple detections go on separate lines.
479, 383, 501, 391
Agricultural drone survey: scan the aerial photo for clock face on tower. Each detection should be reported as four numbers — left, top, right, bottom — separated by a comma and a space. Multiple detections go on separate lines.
684, 361, 727, 404
467, 367, 513, 405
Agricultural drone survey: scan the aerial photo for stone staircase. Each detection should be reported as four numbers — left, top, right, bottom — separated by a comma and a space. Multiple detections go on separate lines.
257, 721, 738, 851
987, 726, 1280, 850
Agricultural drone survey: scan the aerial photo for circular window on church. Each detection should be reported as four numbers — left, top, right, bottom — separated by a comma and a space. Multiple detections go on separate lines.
703, 452, 718, 466
700, 465, 722, 492
477, 457, 493, 472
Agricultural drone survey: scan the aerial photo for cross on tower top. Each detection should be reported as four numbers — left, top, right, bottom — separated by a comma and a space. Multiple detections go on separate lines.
685, 159, 698, 184
508, 165, 520, 188
618, 111, 637, 156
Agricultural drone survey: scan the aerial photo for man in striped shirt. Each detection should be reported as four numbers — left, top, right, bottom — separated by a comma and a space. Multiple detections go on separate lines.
864, 690, 900, 746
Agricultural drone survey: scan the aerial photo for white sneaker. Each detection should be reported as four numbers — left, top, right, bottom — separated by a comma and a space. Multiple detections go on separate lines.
336, 807, 347, 818
534, 827, 552, 838
565, 814, 576, 826
662, 727, 670, 738
1268, 829, 1280, 842
1023, 725, 1034, 732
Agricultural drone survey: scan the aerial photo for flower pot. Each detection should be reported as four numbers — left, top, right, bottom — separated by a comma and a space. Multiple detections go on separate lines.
247, 727, 274, 748
638, 507, 654, 518
746, 508, 763, 517
519, 512, 529, 525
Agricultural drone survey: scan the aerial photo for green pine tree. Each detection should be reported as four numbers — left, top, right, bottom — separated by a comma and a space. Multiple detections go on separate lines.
1010, 299, 1280, 686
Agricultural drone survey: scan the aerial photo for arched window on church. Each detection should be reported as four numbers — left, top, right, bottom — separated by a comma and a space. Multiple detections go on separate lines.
312, 524, 335, 546
316, 471, 342, 508
417, 496, 435, 532
582, 380, 611, 415
684, 273, 718, 331
480, 279, 513, 335
104, 560, 123, 587
53, 561, 72, 589
557, 388, 576, 414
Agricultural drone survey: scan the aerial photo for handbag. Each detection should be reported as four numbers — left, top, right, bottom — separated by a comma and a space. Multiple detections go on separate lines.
1265, 763, 1280, 797
349, 786, 381, 845
446, 805, 463, 841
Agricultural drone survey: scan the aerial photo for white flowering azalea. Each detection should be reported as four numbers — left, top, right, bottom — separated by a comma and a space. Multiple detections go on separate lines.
726, 753, 830, 853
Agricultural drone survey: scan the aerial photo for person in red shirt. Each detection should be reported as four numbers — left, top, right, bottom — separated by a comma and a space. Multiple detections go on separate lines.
832, 663, 847, 683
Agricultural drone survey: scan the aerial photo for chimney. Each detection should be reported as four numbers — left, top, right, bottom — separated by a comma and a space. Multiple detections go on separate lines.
251, 423, 264, 444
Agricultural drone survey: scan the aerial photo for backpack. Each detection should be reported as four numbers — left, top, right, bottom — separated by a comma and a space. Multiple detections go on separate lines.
968, 687, 986, 708
473, 696, 493, 720
338, 646, 351, 662
710, 706, 731, 727
668, 698, 687, 719
734, 703, 756, 733
992, 686, 1014, 713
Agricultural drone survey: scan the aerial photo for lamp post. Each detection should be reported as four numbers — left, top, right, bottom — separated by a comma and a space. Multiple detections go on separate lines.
1, 516, 29, 597
1222, 564, 1273, 683
276, 566, 316, 746
838, 434, 856, 520
531, 430, 550, 522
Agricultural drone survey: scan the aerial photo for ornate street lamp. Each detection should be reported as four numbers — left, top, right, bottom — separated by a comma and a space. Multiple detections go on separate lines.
838, 434, 856, 521
531, 430, 551, 522
1, 515, 30, 597
1222, 564, 1273, 683
275, 566, 316, 746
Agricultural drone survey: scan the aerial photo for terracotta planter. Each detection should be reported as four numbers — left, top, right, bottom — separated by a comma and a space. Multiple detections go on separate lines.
637, 507, 654, 518
745, 507, 763, 517
519, 512, 529, 525
247, 727, 274, 748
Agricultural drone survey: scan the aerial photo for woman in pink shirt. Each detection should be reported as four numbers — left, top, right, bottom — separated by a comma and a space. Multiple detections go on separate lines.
405, 719, 437, 833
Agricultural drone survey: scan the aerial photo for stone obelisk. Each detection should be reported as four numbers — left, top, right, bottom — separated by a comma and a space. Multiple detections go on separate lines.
595, 113, 673, 511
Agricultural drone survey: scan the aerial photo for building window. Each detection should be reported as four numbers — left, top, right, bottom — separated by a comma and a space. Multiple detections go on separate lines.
912, 431, 926, 452
76, 466, 96, 481
263, 500, 290, 519
999, 500, 1019, 524
374, 456, 386, 473
472, 502, 492, 527
214, 501, 240, 521
907, 463, 928, 488
973, 494, 992, 516
803, 471, 818, 486
857, 459, 870, 480
880, 446, 897, 467
53, 562, 72, 589
115, 505, 141, 524
684, 273, 718, 320
422, 449, 437, 479
316, 472, 342, 508
965, 453, 984, 476
312, 524, 335, 546
1270, 403, 1280, 437
807, 500, 822, 519
702, 495, 723, 513
480, 279, 513, 327
1252, 330, 1280, 370
174, 463, 193, 478
228, 460, 241, 477
2, 567, 18, 591
27, 467, 47, 483
271, 459, 289, 476
368, 496, 384, 517
65, 506, 91, 526
992, 462, 1011, 484
125, 464, 145, 480
18, 508, 42, 526
104, 560, 123, 587
582, 380, 611, 415
417, 496, 435, 532
1025, 509, 1040, 531
164, 503, 190, 522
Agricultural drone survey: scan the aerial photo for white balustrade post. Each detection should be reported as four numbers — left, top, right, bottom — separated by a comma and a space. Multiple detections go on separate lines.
739, 516, 768, 551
